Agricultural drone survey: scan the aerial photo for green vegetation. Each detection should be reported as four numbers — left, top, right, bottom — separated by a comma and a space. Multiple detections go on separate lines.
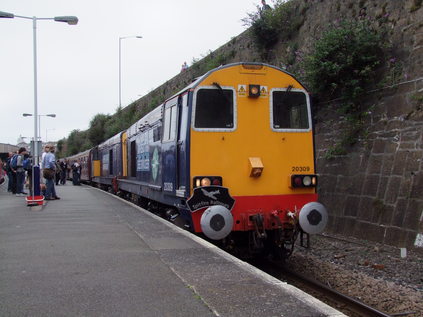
59, 104, 140, 157
303, 20, 385, 109
242, 0, 305, 51
301, 20, 386, 158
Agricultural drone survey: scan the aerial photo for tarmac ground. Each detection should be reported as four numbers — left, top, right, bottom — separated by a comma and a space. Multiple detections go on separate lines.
0, 182, 345, 316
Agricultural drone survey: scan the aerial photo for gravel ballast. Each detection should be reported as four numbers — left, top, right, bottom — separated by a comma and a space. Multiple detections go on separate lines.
285, 233, 423, 317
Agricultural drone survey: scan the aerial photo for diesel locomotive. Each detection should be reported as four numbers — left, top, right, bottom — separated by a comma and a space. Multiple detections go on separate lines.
66, 63, 328, 259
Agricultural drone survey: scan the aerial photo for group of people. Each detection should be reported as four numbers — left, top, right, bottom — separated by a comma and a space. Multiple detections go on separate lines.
1, 144, 82, 200
1, 147, 30, 196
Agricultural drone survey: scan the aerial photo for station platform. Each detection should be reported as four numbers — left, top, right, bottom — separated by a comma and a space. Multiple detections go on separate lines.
0, 184, 345, 316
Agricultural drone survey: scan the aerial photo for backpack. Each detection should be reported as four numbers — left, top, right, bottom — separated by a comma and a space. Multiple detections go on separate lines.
23, 158, 31, 171
10, 155, 18, 169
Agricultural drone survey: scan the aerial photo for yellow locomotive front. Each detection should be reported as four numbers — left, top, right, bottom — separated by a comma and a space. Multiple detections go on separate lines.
187, 63, 327, 257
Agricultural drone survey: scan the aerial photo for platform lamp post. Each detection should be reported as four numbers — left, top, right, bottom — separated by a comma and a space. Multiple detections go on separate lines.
1, 10, 78, 200
119, 35, 142, 108
23, 113, 56, 144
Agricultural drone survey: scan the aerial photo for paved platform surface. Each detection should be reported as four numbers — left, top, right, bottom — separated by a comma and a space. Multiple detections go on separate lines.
0, 183, 345, 316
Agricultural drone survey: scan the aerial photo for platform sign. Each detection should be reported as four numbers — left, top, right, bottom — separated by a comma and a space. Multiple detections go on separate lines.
29, 140, 42, 157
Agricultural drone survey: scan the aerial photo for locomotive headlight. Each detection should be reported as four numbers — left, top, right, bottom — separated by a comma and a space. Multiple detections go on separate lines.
303, 176, 312, 186
193, 176, 223, 188
291, 174, 318, 188
248, 84, 261, 98
201, 177, 211, 187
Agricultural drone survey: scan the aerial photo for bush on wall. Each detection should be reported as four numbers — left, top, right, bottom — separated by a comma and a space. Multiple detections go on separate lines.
302, 19, 386, 157
303, 19, 386, 112
243, 0, 299, 50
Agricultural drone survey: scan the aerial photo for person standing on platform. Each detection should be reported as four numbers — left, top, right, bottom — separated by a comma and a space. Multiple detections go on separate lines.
40, 145, 50, 169
72, 160, 81, 185
60, 159, 67, 185
55, 160, 61, 186
15, 147, 28, 196
40, 145, 50, 188
42, 145, 60, 200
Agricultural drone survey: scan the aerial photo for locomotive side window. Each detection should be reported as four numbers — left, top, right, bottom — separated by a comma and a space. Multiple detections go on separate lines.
271, 90, 311, 131
194, 87, 235, 130
153, 126, 161, 142
163, 103, 177, 142
130, 140, 136, 177
109, 149, 113, 175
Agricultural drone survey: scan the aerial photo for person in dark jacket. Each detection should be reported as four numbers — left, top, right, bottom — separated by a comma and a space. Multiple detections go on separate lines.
60, 159, 67, 185
15, 147, 28, 196
55, 160, 61, 186
260, 0, 271, 15
72, 160, 81, 185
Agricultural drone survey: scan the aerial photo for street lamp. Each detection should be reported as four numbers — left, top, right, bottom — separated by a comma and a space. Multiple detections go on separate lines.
119, 35, 142, 108
1, 10, 77, 199
22, 113, 56, 142
0, 11, 77, 165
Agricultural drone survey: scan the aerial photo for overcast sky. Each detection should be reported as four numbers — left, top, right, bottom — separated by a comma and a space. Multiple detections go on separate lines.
0, 0, 260, 145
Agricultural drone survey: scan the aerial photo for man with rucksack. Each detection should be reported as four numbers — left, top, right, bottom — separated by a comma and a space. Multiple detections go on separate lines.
14, 147, 28, 196
42, 145, 60, 200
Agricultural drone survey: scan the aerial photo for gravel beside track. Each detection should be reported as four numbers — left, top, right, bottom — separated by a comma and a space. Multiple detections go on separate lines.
285, 233, 423, 317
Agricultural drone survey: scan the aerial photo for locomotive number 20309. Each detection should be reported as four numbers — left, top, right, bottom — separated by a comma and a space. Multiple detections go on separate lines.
292, 166, 311, 172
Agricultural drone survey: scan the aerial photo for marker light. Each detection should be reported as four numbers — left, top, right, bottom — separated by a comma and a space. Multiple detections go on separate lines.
303, 176, 312, 186
193, 176, 223, 188
291, 175, 318, 188
201, 178, 211, 187
294, 177, 303, 186
212, 178, 222, 186
249, 85, 261, 98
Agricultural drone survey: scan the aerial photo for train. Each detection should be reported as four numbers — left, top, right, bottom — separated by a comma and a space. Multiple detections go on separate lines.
65, 62, 328, 259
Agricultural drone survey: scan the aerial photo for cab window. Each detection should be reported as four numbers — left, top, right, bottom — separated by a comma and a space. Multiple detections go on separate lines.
271, 90, 310, 130
194, 87, 235, 130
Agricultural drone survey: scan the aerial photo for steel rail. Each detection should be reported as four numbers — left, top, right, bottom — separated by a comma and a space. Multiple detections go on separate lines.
280, 265, 392, 317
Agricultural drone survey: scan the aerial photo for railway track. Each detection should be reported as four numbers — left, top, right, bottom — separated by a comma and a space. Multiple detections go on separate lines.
250, 259, 393, 317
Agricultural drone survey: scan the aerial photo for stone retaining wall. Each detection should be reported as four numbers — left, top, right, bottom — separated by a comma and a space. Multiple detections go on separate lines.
316, 78, 423, 248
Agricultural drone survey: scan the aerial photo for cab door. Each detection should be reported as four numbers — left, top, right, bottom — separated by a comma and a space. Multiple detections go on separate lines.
176, 93, 189, 197
161, 96, 178, 194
